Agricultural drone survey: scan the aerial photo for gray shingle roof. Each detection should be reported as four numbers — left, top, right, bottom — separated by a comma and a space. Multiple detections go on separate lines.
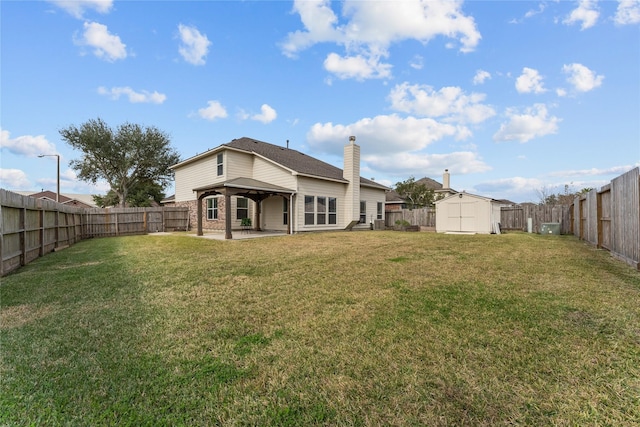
224, 137, 387, 190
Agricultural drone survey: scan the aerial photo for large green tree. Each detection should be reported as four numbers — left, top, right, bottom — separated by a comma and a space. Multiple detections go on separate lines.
394, 176, 434, 209
60, 118, 181, 207
93, 179, 166, 208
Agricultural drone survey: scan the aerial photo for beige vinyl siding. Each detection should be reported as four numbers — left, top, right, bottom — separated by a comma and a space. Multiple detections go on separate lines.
174, 155, 219, 202
252, 157, 296, 189
360, 186, 387, 223
225, 151, 254, 180
261, 196, 288, 231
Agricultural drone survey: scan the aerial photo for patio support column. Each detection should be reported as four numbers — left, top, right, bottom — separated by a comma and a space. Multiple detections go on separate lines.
255, 200, 262, 232
225, 192, 232, 239
196, 194, 204, 236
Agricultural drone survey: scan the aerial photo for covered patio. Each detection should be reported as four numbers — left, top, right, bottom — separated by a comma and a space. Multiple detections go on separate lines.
193, 177, 295, 239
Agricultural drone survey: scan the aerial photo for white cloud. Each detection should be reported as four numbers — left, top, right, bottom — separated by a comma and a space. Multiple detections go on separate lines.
493, 104, 561, 143
75, 21, 127, 62
409, 55, 424, 70
614, 0, 640, 25
307, 114, 461, 156
0, 169, 31, 189
251, 104, 278, 124
515, 67, 546, 94
177, 24, 211, 66
476, 176, 544, 193
525, 3, 547, 19
365, 151, 491, 176
198, 101, 228, 121
563, 0, 600, 30
388, 82, 496, 125
0, 129, 57, 158
281, 0, 341, 56
474, 176, 545, 201
97, 86, 166, 104
282, 0, 481, 80
549, 164, 639, 177
473, 69, 491, 85
323, 52, 392, 80
47, 0, 113, 19
562, 63, 604, 92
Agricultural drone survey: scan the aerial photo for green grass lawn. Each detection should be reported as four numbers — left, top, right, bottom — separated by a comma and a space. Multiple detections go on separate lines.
1, 231, 639, 426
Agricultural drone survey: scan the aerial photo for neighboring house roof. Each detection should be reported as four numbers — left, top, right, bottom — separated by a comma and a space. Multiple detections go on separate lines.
160, 194, 175, 204
495, 199, 517, 206
174, 136, 388, 190
385, 190, 406, 204
415, 177, 444, 191
13, 190, 98, 208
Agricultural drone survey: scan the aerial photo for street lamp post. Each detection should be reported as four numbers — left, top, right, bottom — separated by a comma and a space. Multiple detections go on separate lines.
38, 154, 60, 203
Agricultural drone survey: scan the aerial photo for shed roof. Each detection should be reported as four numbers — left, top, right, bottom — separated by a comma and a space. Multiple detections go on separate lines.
435, 191, 506, 204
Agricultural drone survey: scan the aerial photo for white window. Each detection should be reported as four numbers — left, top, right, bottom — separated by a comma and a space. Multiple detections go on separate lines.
317, 197, 326, 225
329, 197, 337, 224
217, 153, 223, 176
207, 198, 218, 220
236, 197, 248, 220
304, 196, 314, 225
377, 202, 383, 220
305, 196, 337, 225
360, 201, 367, 223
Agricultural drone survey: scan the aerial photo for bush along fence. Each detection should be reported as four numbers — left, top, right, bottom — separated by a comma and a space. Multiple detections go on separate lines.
572, 167, 639, 270
0, 189, 189, 276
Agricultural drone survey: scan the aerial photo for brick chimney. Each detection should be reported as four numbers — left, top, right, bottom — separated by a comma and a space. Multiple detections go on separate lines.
344, 136, 360, 223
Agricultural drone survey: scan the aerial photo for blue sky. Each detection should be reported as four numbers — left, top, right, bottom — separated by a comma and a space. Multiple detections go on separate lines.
1, 0, 639, 203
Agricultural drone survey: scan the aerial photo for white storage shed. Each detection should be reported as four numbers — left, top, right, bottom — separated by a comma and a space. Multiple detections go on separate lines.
435, 192, 504, 234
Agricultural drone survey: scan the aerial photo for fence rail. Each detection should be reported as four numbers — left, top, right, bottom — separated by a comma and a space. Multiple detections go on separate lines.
1, 189, 189, 276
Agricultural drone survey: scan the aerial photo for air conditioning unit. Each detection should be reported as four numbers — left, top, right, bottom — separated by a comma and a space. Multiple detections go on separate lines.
540, 223, 561, 235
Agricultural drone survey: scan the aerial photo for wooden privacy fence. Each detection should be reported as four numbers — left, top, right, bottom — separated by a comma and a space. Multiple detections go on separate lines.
1, 189, 189, 276
83, 207, 189, 237
385, 208, 436, 229
573, 167, 639, 270
500, 204, 572, 234
1, 190, 84, 276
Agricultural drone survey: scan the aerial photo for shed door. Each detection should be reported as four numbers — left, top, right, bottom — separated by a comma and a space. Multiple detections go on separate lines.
460, 202, 477, 231
446, 200, 477, 232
